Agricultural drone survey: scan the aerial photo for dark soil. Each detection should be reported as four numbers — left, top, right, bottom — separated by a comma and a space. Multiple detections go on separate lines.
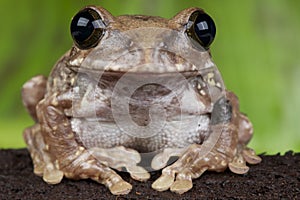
0, 149, 299, 200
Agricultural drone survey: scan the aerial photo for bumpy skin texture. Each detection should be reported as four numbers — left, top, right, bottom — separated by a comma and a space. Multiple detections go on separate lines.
22, 6, 261, 195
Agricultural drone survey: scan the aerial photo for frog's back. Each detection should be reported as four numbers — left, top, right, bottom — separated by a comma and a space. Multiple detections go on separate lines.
110, 14, 180, 31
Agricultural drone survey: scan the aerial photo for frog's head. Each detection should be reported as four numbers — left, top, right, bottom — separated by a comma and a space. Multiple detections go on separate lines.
60, 6, 227, 147
67, 6, 218, 75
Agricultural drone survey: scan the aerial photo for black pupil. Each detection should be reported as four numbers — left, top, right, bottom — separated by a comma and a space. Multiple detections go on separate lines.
71, 10, 100, 44
194, 13, 216, 47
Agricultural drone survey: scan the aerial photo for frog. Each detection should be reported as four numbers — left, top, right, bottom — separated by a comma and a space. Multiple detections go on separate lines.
21, 6, 261, 195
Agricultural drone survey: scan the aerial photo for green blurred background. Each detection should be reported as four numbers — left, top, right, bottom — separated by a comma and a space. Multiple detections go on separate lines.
0, 0, 299, 154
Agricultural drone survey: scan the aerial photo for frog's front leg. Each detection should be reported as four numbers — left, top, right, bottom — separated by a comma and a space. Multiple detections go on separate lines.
34, 94, 134, 195
152, 93, 261, 194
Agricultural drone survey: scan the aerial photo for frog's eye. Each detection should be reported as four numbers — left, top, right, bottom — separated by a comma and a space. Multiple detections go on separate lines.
185, 11, 216, 49
71, 8, 106, 49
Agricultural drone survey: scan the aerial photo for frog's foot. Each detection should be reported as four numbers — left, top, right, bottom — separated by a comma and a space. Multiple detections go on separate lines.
23, 124, 64, 184
152, 143, 232, 194
228, 146, 261, 174
90, 146, 150, 181
152, 144, 261, 194
152, 144, 214, 194
62, 151, 132, 195
31, 144, 133, 195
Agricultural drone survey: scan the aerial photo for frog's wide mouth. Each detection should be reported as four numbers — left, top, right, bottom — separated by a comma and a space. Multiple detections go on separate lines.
69, 66, 204, 78
68, 47, 215, 75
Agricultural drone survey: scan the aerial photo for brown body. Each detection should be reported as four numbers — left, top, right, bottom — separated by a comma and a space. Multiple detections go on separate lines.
22, 6, 261, 195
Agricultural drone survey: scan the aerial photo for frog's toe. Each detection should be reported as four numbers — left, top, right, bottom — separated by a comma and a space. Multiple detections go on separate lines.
228, 153, 249, 174
152, 163, 198, 194
152, 173, 175, 192
171, 179, 193, 194
170, 171, 193, 194
229, 147, 261, 174
109, 180, 132, 195
242, 147, 262, 164
152, 166, 176, 191
43, 168, 64, 184
127, 165, 150, 181
152, 168, 196, 194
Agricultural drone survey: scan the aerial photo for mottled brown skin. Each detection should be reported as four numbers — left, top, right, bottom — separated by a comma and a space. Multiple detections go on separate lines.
22, 6, 261, 195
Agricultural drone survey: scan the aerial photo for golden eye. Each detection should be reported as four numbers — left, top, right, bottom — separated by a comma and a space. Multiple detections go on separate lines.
70, 8, 105, 49
186, 11, 216, 49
